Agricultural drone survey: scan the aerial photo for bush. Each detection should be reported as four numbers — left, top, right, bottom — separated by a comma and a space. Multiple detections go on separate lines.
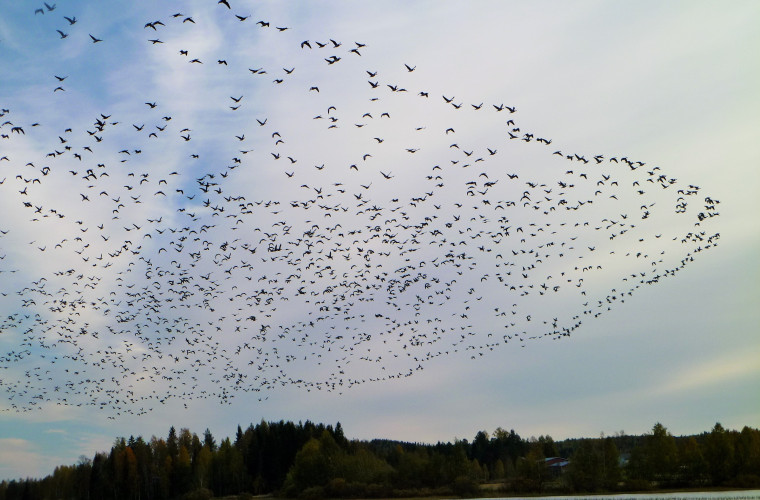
508, 477, 540, 493
181, 488, 213, 500
622, 478, 652, 491
364, 483, 391, 498
299, 485, 325, 499
326, 477, 347, 497
730, 474, 760, 488
343, 481, 369, 498
452, 475, 480, 497
279, 480, 297, 498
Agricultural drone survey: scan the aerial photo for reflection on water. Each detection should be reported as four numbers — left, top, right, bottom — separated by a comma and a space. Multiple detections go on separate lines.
480, 489, 760, 500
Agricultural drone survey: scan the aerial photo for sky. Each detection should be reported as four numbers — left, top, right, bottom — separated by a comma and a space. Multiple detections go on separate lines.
1, 0, 759, 481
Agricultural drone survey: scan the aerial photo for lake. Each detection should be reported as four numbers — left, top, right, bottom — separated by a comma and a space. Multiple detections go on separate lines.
477, 490, 760, 500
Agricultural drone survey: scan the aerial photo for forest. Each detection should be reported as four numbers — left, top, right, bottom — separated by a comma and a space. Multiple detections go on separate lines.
1, 421, 759, 500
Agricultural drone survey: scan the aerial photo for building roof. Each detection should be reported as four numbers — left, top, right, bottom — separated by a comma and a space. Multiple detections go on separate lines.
544, 457, 569, 468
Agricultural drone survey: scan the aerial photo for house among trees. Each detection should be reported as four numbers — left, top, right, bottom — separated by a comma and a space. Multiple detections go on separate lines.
544, 457, 569, 477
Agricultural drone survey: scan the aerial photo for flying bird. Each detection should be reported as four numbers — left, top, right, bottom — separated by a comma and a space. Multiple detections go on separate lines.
0, 4, 723, 419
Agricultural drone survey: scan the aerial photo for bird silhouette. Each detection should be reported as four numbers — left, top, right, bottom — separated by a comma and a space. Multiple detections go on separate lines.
0, 3, 723, 416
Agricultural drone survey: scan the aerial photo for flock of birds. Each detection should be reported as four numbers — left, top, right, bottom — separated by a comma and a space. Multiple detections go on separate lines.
0, 1, 721, 417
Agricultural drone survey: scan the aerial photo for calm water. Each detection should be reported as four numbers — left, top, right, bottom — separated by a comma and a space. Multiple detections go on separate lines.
480, 490, 760, 500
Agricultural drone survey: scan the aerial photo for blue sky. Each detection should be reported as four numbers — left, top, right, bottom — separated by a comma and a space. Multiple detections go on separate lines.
1, 0, 759, 480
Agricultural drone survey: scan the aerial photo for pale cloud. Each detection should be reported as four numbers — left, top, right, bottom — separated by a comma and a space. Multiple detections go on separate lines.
0, 438, 46, 480
0, 424, 114, 480
652, 349, 760, 398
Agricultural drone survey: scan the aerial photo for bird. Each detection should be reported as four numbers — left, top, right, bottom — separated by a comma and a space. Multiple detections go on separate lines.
0, 2, 723, 420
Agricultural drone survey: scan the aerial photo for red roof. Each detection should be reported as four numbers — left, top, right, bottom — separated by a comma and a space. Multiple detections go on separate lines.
544, 457, 569, 467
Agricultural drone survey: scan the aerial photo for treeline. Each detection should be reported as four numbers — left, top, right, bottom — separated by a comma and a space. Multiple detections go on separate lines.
1, 421, 759, 500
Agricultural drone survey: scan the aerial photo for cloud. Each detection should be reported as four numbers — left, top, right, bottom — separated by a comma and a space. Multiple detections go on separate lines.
0, 438, 46, 480
653, 349, 760, 398
0, 421, 115, 480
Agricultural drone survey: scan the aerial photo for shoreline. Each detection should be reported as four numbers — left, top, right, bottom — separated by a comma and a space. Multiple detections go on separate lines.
253, 487, 760, 500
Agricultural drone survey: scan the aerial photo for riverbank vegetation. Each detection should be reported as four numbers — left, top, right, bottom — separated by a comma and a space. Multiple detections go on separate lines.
1, 421, 759, 500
